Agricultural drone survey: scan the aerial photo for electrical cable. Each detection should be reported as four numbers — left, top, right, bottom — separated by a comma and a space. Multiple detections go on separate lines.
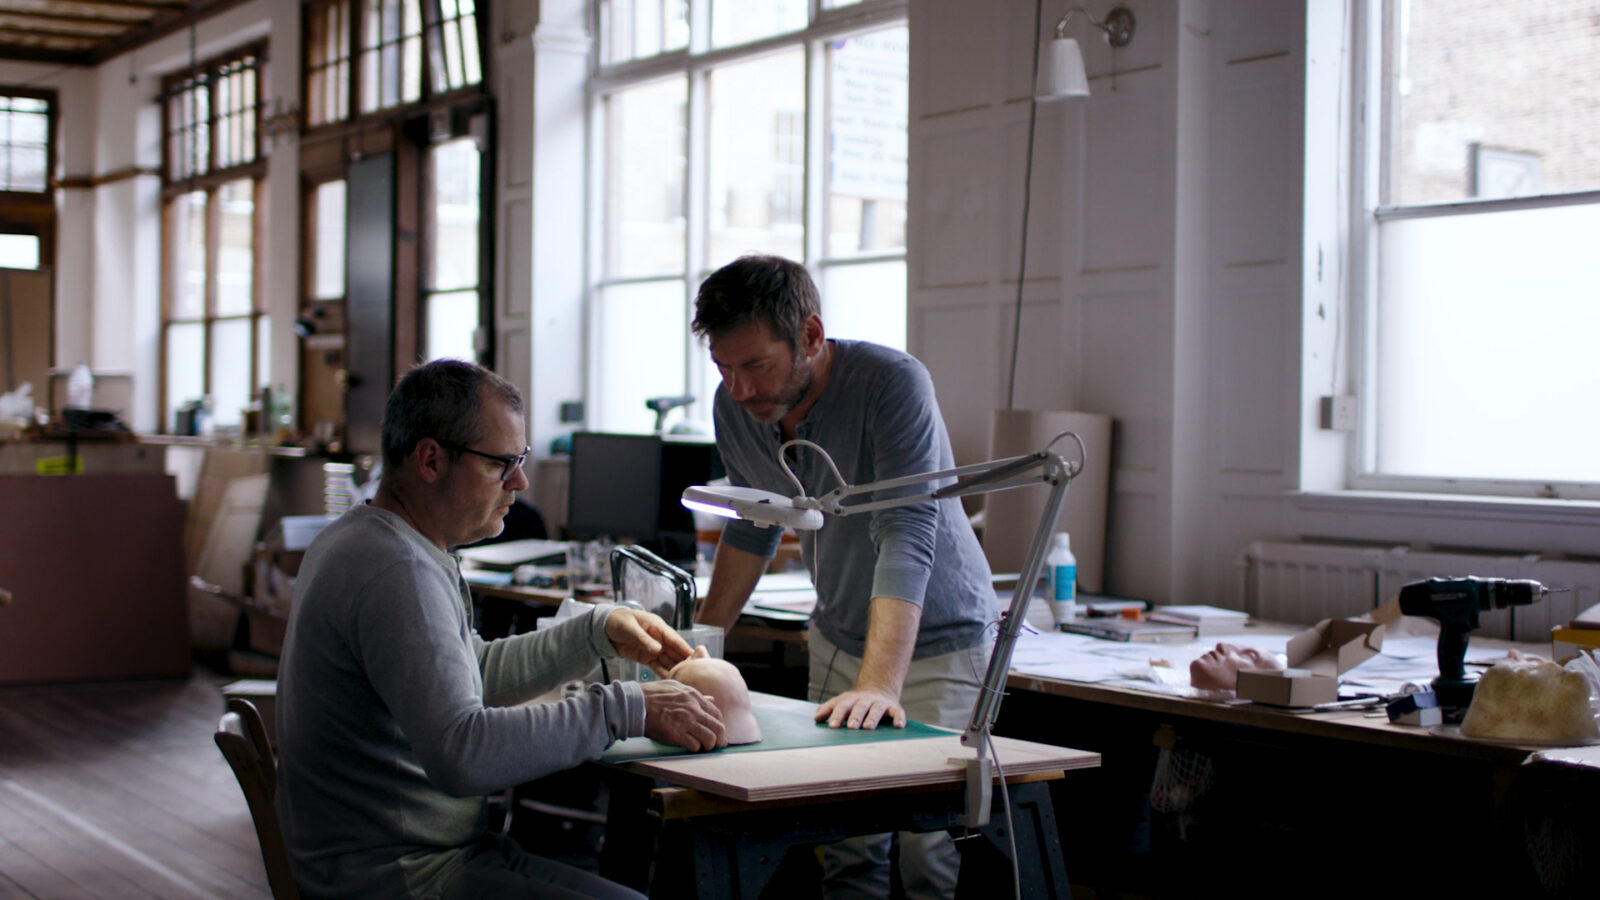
1007, 0, 1050, 410
986, 730, 1021, 900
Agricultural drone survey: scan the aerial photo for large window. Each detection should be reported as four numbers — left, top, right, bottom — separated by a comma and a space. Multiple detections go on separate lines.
160, 46, 267, 435
0, 88, 56, 269
1354, 0, 1600, 496
591, 1, 908, 434
304, 0, 482, 126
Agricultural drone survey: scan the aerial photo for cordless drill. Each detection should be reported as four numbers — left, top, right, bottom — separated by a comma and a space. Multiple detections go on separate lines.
1397, 576, 1557, 721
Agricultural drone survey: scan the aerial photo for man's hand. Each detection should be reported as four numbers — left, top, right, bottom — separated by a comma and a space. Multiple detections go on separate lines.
605, 606, 694, 677
641, 679, 727, 751
815, 688, 905, 730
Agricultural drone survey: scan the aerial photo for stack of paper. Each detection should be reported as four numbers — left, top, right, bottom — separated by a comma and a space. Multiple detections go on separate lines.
1147, 604, 1250, 636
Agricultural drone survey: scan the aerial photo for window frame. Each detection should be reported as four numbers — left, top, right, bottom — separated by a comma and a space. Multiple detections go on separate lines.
0, 86, 57, 269
1344, 0, 1600, 501
300, 0, 488, 134
586, 0, 909, 434
158, 43, 269, 435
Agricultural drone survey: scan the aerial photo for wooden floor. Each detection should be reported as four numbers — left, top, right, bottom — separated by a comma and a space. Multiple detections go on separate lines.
0, 666, 270, 899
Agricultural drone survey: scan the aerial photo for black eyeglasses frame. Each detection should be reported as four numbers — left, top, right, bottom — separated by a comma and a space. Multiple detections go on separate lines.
437, 441, 530, 482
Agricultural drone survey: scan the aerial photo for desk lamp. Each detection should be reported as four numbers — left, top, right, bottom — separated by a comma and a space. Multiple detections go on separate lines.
682, 431, 1085, 826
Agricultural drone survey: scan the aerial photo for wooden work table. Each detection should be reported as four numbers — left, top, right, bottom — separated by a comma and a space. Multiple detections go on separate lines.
592, 692, 1099, 899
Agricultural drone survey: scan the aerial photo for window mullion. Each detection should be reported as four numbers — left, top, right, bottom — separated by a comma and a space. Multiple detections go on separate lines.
683, 66, 709, 402
802, 37, 825, 270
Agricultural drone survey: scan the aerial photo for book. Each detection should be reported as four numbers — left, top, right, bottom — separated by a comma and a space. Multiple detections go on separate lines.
1059, 618, 1197, 643
1147, 604, 1250, 635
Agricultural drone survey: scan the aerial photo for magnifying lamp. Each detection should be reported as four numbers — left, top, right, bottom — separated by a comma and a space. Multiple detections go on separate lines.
682, 431, 1086, 827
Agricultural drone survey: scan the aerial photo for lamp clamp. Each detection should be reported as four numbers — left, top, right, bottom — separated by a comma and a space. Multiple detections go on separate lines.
1053, 4, 1136, 48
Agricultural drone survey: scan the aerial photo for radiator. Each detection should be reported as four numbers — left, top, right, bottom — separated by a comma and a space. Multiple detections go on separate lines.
1240, 540, 1600, 641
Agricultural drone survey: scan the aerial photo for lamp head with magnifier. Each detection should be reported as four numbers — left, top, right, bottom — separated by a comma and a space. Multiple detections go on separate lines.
680, 484, 824, 531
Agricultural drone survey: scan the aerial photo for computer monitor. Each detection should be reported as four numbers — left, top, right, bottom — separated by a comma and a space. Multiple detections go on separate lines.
566, 432, 662, 544
565, 432, 722, 563
657, 436, 722, 562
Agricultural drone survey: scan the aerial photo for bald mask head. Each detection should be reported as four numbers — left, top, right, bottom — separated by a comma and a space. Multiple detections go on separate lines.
668, 646, 762, 745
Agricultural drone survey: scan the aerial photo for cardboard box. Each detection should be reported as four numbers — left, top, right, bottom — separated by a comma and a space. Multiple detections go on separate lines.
1236, 618, 1386, 708
244, 516, 327, 656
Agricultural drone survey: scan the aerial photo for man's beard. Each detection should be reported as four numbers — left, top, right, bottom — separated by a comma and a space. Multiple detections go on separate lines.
741, 353, 813, 424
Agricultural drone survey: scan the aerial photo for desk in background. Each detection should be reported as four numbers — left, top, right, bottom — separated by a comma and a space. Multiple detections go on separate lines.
998, 635, 1600, 898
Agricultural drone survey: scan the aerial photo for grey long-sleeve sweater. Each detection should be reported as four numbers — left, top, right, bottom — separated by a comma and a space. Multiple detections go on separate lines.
274, 504, 645, 899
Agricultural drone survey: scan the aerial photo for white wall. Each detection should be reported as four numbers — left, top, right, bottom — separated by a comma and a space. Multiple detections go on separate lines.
908, 0, 1600, 609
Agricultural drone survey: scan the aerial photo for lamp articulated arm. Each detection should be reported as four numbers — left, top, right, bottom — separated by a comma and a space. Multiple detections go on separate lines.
685, 432, 1086, 828
773, 434, 1084, 747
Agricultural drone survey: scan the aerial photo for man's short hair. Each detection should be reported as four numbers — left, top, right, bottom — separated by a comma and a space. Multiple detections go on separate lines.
380, 359, 524, 472
691, 254, 820, 350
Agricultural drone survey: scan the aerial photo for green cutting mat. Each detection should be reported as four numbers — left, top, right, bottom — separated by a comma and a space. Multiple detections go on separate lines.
601, 704, 954, 763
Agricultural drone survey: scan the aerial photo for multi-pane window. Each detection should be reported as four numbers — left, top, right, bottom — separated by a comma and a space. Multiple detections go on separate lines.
1354, 0, 1600, 495
305, 0, 482, 126
0, 94, 51, 192
592, 2, 908, 433
424, 136, 482, 362
425, 0, 482, 93
0, 88, 56, 270
359, 0, 423, 113
163, 180, 265, 434
160, 46, 267, 434
306, 0, 352, 126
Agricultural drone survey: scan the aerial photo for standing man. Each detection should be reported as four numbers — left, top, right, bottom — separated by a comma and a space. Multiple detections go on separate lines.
275, 359, 726, 899
692, 255, 997, 899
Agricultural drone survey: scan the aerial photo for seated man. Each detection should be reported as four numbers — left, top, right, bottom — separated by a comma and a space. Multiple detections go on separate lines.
1189, 642, 1283, 691
275, 360, 726, 899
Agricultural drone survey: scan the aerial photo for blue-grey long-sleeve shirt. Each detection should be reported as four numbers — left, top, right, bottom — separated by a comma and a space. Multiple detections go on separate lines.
715, 339, 995, 659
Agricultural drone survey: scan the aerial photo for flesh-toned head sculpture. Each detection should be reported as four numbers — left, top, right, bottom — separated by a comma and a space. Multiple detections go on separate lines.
1189, 642, 1283, 691
668, 646, 763, 744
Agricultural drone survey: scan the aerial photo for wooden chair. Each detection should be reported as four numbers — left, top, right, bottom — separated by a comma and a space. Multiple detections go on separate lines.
215, 697, 300, 899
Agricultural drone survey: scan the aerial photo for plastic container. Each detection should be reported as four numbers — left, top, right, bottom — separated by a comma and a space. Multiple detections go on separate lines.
66, 362, 93, 409
1047, 532, 1077, 625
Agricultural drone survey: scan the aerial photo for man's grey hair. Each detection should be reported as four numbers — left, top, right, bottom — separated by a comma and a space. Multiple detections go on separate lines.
380, 359, 523, 472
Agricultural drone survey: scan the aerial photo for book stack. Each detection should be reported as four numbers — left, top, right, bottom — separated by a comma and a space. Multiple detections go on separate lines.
1060, 617, 1196, 643
1146, 604, 1251, 636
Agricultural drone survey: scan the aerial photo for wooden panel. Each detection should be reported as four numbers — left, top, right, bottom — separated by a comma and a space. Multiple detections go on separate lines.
0, 473, 189, 684
623, 733, 1098, 803
0, 267, 51, 397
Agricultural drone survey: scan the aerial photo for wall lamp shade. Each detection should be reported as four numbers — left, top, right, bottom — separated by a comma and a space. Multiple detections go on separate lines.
681, 484, 825, 531
1035, 5, 1136, 101
1036, 37, 1090, 100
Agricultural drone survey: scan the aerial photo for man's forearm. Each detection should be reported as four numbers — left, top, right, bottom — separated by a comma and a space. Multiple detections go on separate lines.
695, 540, 768, 631
855, 596, 920, 696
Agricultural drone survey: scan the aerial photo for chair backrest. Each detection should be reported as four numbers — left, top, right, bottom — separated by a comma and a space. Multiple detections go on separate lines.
215, 698, 300, 900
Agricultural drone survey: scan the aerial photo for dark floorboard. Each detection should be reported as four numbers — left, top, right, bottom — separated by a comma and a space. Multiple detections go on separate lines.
0, 667, 268, 899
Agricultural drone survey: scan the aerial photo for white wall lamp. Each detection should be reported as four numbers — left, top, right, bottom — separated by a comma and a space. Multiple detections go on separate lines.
1035, 5, 1137, 100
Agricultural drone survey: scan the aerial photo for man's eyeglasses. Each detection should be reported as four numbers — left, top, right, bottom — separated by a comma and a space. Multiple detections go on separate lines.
438, 441, 530, 482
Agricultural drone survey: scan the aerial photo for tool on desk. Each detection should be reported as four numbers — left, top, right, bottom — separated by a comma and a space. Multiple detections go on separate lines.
1398, 576, 1565, 722
645, 394, 695, 434
1312, 695, 1384, 712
